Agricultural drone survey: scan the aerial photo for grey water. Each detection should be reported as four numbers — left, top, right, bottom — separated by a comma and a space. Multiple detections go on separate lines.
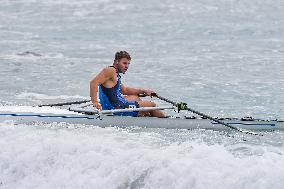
1, 0, 284, 188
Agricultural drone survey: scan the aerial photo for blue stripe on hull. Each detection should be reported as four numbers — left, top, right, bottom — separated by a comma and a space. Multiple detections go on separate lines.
212, 122, 275, 127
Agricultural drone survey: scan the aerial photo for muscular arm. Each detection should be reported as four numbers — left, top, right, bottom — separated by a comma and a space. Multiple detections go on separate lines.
90, 68, 115, 109
120, 84, 154, 96
120, 84, 143, 95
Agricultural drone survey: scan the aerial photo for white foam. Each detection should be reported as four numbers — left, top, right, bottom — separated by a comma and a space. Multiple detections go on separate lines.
0, 124, 283, 189
1, 0, 284, 188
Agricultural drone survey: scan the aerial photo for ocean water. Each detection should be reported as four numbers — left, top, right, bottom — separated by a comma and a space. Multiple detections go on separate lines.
0, 0, 284, 188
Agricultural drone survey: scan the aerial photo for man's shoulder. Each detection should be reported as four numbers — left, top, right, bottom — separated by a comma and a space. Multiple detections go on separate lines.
101, 66, 116, 76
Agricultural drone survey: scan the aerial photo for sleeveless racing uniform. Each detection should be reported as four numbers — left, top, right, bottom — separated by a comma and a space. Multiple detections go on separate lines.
99, 67, 139, 117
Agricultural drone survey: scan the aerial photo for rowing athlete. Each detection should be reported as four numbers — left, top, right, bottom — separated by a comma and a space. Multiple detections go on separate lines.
90, 51, 165, 118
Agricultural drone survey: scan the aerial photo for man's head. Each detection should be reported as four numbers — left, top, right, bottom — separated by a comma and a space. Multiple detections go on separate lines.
113, 51, 131, 74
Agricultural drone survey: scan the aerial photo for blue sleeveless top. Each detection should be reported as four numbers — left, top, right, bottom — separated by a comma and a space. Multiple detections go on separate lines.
99, 73, 129, 110
98, 66, 139, 117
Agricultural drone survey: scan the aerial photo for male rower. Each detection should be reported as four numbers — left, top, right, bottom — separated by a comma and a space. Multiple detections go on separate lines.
90, 51, 165, 118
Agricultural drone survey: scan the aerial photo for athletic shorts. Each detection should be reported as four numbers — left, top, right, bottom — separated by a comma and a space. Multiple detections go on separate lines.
113, 101, 140, 117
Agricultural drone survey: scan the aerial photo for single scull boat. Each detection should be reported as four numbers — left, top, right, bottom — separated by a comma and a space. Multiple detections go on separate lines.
0, 104, 283, 131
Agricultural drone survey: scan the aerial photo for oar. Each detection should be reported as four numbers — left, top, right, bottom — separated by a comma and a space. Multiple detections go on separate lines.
153, 93, 262, 136
69, 105, 174, 115
37, 94, 148, 107
38, 99, 90, 107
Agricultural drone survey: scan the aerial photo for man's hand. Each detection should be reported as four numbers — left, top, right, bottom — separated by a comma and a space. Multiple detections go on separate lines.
93, 101, 102, 110
142, 89, 156, 97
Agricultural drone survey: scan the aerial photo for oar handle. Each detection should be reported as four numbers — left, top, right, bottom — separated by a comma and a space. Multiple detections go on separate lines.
138, 93, 158, 98
138, 93, 146, 97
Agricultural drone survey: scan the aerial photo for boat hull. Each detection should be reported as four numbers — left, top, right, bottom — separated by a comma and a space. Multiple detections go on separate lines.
1, 111, 283, 131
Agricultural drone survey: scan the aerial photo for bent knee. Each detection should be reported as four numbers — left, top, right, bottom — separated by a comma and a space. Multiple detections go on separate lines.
125, 95, 141, 101
149, 101, 156, 107
138, 101, 156, 107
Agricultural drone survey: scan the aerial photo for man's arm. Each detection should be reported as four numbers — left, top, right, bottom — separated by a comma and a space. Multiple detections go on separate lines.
120, 84, 155, 96
90, 68, 115, 110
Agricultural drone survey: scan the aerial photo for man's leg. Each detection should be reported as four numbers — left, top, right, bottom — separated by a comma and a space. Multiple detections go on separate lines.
138, 101, 165, 118
124, 95, 165, 118
124, 95, 141, 102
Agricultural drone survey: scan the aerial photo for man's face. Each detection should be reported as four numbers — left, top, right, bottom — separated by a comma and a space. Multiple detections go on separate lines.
116, 58, 131, 74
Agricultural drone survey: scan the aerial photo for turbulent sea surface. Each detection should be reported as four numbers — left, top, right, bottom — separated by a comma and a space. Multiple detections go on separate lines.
0, 0, 284, 188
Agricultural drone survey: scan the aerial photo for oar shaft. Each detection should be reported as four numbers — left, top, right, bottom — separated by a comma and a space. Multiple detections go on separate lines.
155, 95, 177, 106
70, 106, 174, 114
38, 100, 90, 107
155, 94, 260, 136
186, 106, 246, 132
38, 94, 147, 107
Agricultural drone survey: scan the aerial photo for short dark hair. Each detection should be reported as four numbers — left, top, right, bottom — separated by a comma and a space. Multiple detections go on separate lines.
115, 51, 131, 61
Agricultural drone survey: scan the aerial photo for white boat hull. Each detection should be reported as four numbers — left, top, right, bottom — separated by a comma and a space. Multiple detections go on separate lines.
0, 109, 283, 131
